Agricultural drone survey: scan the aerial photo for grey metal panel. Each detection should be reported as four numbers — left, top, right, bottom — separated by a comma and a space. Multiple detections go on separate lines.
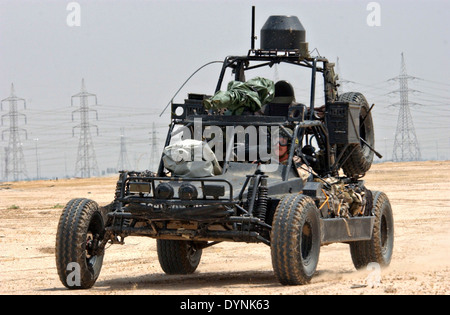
320, 216, 374, 244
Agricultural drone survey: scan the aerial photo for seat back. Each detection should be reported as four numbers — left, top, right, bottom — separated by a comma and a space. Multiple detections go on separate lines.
263, 81, 295, 116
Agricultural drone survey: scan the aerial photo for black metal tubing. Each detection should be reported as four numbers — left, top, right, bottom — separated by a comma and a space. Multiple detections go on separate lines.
309, 58, 318, 121
283, 120, 334, 179
122, 174, 235, 202
247, 174, 263, 215
251, 6, 256, 50
238, 176, 252, 201
157, 123, 175, 176
106, 213, 272, 245
283, 124, 301, 181
331, 144, 350, 174
310, 122, 332, 175
165, 118, 336, 178
121, 197, 237, 207
215, 54, 329, 94
179, 114, 288, 125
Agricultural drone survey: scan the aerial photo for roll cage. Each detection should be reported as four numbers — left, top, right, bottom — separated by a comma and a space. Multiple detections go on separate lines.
158, 50, 341, 179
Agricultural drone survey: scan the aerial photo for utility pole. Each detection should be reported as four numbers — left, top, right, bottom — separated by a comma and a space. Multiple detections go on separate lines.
72, 79, 99, 178
1, 84, 28, 181
149, 122, 159, 171
391, 53, 421, 162
117, 127, 131, 171
34, 138, 40, 180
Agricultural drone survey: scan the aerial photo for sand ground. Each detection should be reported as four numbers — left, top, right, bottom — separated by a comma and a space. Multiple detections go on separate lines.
1, 161, 449, 295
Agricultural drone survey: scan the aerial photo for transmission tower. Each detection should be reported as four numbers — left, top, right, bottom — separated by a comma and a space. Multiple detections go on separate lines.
391, 53, 422, 162
117, 127, 131, 171
149, 122, 159, 171
1, 84, 28, 181
72, 79, 99, 178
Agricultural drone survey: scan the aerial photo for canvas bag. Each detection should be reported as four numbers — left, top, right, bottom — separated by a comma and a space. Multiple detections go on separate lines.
163, 139, 222, 178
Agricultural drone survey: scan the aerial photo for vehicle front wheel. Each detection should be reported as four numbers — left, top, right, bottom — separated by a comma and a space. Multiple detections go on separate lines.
55, 198, 106, 289
271, 194, 321, 285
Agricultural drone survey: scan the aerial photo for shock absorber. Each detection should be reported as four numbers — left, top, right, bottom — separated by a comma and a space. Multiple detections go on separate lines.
247, 177, 255, 208
255, 176, 269, 222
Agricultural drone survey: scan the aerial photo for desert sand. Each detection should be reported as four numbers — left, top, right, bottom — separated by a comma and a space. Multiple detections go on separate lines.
1, 161, 449, 295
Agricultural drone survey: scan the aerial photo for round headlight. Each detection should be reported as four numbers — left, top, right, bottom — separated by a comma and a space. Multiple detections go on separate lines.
155, 183, 174, 199
178, 183, 198, 201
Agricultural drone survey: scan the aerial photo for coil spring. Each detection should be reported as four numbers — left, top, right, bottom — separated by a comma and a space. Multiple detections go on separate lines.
255, 178, 268, 222
114, 180, 122, 199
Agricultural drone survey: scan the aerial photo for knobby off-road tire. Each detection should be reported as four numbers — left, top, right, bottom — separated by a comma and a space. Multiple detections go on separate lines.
157, 240, 203, 275
337, 92, 375, 178
350, 191, 394, 270
55, 198, 106, 289
271, 194, 321, 285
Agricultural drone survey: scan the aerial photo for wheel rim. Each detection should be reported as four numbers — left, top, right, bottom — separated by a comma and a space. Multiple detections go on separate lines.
380, 213, 391, 257
186, 242, 201, 266
85, 213, 104, 270
301, 222, 313, 264
86, 232, 98, 267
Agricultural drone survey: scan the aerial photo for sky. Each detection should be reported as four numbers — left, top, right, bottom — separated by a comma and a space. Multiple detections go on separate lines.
0, 0, 449, 180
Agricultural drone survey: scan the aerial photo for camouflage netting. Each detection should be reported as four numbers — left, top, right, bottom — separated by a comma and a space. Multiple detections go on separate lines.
203, 77, 275, 115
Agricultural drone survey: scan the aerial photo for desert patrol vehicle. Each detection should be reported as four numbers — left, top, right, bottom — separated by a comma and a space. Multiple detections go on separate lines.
56, 8, 394, 289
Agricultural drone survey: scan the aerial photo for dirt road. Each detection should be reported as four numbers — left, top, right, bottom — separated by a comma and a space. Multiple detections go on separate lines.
1, 161, 449, 295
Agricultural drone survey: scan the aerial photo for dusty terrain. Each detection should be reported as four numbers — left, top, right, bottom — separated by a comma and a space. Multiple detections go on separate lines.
1, 161, 449, 295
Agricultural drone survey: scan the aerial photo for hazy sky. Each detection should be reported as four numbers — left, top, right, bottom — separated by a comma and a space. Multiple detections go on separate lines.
1, 0, 449, 179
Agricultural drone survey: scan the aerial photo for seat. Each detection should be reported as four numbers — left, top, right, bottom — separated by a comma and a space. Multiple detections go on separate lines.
263, 81, 295, 116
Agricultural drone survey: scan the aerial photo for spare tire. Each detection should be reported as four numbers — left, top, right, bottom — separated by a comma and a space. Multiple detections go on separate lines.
337, 92, 375, 178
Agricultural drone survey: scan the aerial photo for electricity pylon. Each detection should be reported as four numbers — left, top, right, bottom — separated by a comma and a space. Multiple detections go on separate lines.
1, 84, 28, 181
72, 79, 99, 178
391, 53, 421, 161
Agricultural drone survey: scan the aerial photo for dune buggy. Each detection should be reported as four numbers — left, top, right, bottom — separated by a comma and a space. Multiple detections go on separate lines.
55, 9, 394, 289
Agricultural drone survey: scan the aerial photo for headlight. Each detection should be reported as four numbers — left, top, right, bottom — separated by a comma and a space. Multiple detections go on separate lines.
155, 183, 174, 199
178, 183, 198, 201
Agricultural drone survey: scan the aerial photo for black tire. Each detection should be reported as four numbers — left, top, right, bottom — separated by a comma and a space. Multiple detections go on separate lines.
55, 198, 106, 289
157, 240, 203, 275
350, 191, 394, 269
337, 92, 375, 177
271, 194, 321, 285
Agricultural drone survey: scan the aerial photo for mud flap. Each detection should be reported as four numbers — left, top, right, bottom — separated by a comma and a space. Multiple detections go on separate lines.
320, 216, 374, 245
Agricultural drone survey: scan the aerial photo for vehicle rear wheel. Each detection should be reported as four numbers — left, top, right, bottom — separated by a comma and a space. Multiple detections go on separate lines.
157, 240, 203, 274
350, 191, 394, 269
337, 92, 375, 178
55, 198, 106, 289
271, 194, 321, 285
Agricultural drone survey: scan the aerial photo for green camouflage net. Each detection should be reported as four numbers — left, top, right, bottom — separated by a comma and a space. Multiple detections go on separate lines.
203, 77, 275, 115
